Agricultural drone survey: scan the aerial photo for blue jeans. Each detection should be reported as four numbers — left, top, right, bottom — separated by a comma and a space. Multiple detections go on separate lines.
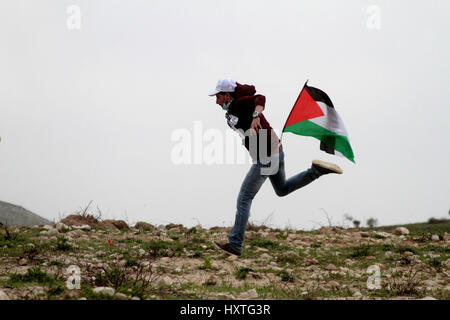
228, 150, 322, 253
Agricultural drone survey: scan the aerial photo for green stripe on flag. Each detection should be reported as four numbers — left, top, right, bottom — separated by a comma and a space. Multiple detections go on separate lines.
284, 120, 355, 163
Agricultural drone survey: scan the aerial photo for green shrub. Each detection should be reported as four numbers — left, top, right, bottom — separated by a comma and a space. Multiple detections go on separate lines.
8, 267, 54, 285
235, 267, 253, 280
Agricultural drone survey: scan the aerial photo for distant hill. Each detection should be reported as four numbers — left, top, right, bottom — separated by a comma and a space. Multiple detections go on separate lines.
0, 200, 52, 226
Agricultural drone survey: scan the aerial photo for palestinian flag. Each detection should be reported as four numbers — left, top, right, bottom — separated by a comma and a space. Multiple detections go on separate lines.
282, 82, 355, 163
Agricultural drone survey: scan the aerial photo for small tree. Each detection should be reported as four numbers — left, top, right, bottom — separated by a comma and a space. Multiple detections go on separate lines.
366, 218, 378, 228
353, 220, 361, 228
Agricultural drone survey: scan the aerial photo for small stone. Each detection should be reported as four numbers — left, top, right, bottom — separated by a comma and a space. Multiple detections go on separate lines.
195, 224, 203, 231
393, 227, 409, 235
0, 290, 9, 300
31, 286, 45, 296
329, 281, 340, 288
93, 287, 115, 296
78, 297, 87, 300
240, 288, 258, 299
419, 296, 437, 300
353, 291, 362, 298
131, 296, 140, 300
167, 249, 175, 257
114, 293, 128, 300
431, 235, 440, 241
216, 293, 236, 300
152, 277, 167, 289
95, 250, 106, 257
325, 264, 337, 270
56, 223, 69, 232
260, 253, 271, 260
18, 258, 28, 266
138, 249, 146, 256
226, 255, 238, 261
43, 225, 53, 230
47, 228, 60, 237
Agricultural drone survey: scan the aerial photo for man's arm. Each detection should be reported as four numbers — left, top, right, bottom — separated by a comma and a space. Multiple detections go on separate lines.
251, 95, 266, 134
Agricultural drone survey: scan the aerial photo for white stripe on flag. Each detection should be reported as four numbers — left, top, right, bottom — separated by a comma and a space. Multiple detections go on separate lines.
309, 102, 349, 137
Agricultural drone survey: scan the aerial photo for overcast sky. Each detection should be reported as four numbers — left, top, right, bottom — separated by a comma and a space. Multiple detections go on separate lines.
1, 0, 449, 230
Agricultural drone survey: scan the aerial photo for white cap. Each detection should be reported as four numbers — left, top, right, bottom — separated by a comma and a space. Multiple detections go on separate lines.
208, 79, 237, 96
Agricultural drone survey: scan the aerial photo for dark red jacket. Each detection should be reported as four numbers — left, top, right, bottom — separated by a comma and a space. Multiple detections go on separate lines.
225, 83, 280, 161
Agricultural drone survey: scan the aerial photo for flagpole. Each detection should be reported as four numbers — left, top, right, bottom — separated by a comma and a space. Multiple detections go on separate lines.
280, 80, 309, 143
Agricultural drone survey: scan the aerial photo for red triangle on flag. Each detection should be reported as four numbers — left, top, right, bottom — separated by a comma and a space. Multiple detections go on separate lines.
284, 87, 324, 128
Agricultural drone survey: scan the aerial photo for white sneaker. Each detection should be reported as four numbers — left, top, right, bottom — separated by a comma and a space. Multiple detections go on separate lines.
312, 160, 343, 175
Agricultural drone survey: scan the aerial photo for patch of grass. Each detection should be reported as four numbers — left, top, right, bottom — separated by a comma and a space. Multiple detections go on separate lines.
370, 233, 386, 239
235, 267, 254, 280
425, 258, 442, 270
55, 237, 73, 251
277, 270, 294, 282
248, 238, 291, 252
276, 252, 303, 266
310, 242, 322, 248
123, 254, 139, 267
143, 240, 184, 257
198, 257, 213, 270
275, 232, 288, 241
367, 220, 450, 236
7, 267, 55, 287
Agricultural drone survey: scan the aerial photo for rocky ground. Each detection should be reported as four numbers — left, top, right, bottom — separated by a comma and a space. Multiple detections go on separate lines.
0, 215, 449, 300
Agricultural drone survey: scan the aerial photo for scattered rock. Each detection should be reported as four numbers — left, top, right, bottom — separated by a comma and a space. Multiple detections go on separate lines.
152, 277, 167, 289
216, 293, 236, 300
0, 290, 9, 300
42, 225, 53, 230
47, 228, 60, 237
60, 214, 103, 228
103, 220, 129, 231
240, 288, 258, 299
419, 296, 437, 300
114, 293, 128, 300
134, 222, 155, 231
18, 258, 28, 266
328, 281, 340, 289
31, 286, 45, 296
325, 264, 337, 271
67, 229, 84, 238
73, 224, 91, 231
56, 223, 69, 232
260, 253, 271, 260
443, 259, 450, 269
131, 296, 141, 300
352, 291, 362, 298
93, 287, 115, 296
305, 257, 318, 266
431, 235, 440, 241
393, 227, 409, 235
95, 251, 106, 257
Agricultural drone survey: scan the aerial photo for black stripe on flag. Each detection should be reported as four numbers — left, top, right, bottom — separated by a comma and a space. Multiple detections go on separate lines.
320, 139, 336, 155
304, 83, 336, 154
304, 84, 335, 109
